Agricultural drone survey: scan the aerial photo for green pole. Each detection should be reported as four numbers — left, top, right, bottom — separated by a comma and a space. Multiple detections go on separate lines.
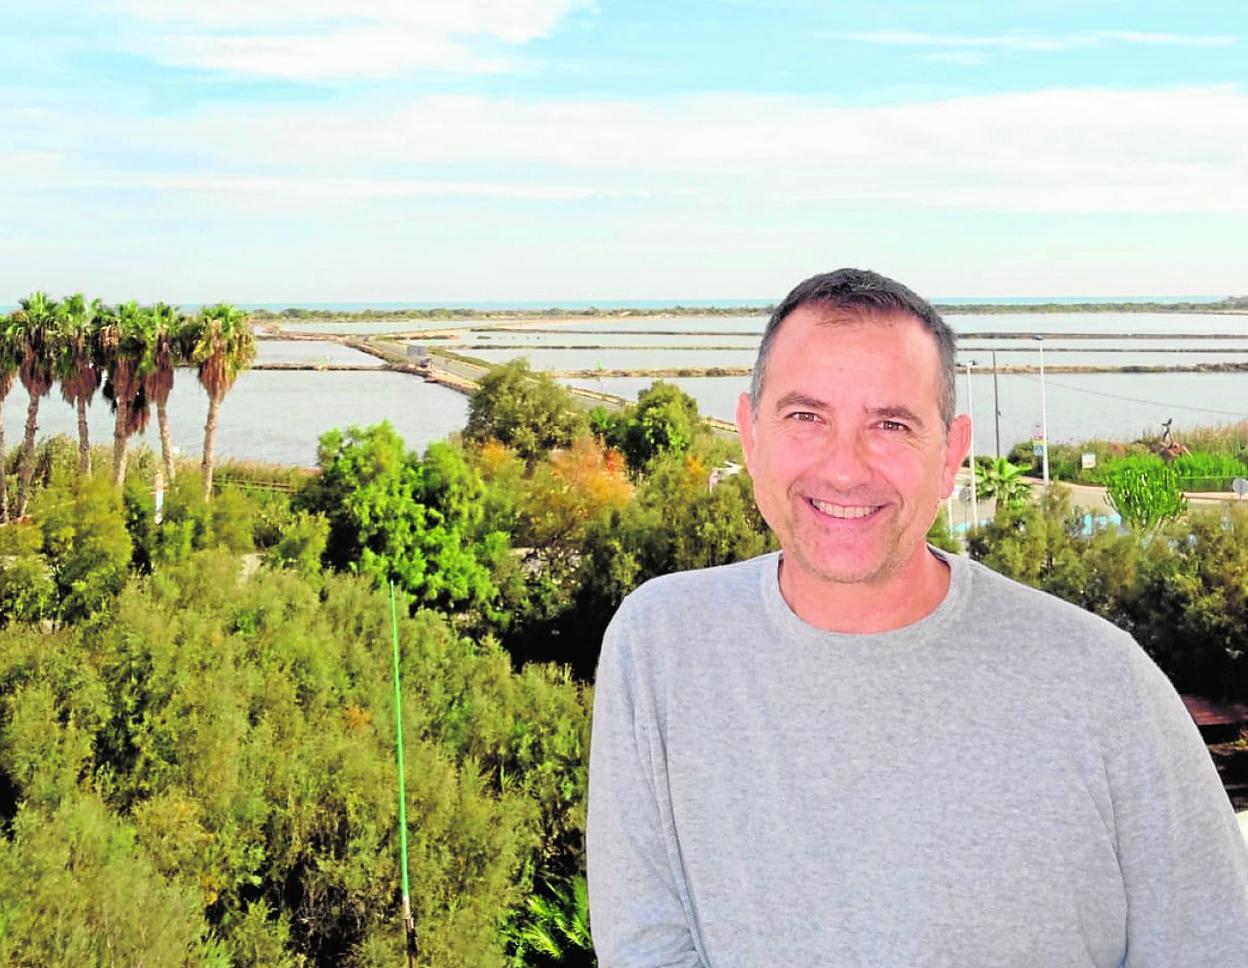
390, 583, 417, 965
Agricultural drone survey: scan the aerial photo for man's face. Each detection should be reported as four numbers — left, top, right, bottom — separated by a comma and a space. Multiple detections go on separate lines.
736, 306, 970, 592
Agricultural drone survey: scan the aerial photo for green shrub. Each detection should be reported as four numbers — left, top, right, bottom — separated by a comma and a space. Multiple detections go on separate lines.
29, 474, 133, 624
264, 509, 330, 577
0, 795, 227, 967
1169, 451, 1248, 492
1102, 454, 1187, 534
0, 522, 54, 627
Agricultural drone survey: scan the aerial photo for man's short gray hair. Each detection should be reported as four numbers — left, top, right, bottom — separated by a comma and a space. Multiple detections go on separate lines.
750, 268, 958, 429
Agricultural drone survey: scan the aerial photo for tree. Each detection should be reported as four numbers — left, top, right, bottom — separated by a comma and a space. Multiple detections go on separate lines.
140, 302, 185, 485
52, 293, 101, 476
974, 457, 1032, 513
98, 301, 149, 486
189, 303, 256, 499
1103, 454, 1188, 535
966, 485, 1088, 593
0, 318, 21, 522
465, 359, 587, 462
295, 423, 500, 612
1133, 506, 1248, 700
520, 434, 632, 569
11, 291, 59, 517
29, 473, 133, 624
622, 380, 705, 473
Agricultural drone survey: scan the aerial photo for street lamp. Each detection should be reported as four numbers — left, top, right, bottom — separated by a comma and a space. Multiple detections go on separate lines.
965, 360, 978, 529
1033, 335, 1049, 486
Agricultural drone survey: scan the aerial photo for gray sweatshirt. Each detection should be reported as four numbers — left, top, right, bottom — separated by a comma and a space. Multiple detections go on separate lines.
587, 550, 1248, 967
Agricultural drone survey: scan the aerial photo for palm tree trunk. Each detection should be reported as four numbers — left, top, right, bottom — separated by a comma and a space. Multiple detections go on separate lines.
0, 406, 8, 524
16, 394, 40, 518
157, 400, 175, 484
77, 397, 91, 476
112, 397, 129, 487
202, 393, 220, 500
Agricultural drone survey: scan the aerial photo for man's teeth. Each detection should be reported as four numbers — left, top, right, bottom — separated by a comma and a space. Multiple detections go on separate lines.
810, 499, 877, 519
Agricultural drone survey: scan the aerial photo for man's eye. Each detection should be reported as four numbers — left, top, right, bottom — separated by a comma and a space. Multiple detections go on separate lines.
788, 411, 819, 422
879, 419, 909, 432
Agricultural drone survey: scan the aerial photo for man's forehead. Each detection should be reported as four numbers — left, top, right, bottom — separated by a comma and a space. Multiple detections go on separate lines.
763, 308, 944, 412
797, 303, 927, 333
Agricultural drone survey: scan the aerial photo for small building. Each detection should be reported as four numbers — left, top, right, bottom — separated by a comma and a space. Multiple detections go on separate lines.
1182, 695, 1248, 744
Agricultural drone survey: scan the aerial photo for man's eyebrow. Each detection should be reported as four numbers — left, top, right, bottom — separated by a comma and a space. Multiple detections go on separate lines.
772, 392, 829, 413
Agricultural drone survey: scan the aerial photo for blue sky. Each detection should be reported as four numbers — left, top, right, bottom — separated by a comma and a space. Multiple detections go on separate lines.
3, 0, 1246, 303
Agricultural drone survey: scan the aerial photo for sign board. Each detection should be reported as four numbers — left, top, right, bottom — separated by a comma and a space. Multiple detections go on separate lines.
1233, 477, 1248, 498
1081, 452, 1096, 470
1032, 440, 1047, 458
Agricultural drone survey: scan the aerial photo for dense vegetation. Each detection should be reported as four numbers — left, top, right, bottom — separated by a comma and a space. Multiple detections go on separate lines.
938, 297, 1248, 314
1009, 420, 1248, 491
0, 373, 771, 965
2, 352, 1246, 964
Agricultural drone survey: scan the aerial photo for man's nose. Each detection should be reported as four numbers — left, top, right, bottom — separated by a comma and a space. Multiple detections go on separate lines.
818, 427, 873, 490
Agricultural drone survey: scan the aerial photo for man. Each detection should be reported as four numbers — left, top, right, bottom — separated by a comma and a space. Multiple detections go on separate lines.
586, 268, 1248, 967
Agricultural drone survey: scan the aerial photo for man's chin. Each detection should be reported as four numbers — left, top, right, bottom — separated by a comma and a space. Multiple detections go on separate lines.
783, 545, 899, 588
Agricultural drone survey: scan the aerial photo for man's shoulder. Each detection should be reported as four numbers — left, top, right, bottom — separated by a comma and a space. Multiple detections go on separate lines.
959, 553, 1140, 670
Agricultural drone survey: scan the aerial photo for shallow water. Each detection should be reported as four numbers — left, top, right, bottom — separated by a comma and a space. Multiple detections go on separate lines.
256, 340, 384, 367
0, 369, 467, 467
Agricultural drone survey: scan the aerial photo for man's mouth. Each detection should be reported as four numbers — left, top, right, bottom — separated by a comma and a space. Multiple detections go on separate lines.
808, 498, 882, 520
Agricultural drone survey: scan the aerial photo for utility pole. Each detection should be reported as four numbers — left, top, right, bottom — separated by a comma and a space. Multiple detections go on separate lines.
1033, 335, 1049, 485
991, 349, 1002, 459
965, 361, 978, 530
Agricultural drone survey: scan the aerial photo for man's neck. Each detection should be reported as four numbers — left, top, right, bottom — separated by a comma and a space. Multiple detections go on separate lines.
777, 548, 952, 634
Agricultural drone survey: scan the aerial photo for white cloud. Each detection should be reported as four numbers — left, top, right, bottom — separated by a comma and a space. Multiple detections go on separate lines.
923, 52, 987, 67
134, 172, 631, 203
825, 29, 1237, 52
159, 27, 507, 79
1102, 31, 1236, 47
9, 86, 1248, 216
109, 0, 589, 78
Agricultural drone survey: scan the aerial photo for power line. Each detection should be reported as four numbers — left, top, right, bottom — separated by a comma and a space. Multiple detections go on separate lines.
1008, 372, 1248, 419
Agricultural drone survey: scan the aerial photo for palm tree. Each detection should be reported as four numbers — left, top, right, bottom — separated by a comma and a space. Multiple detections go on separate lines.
139, 302, 184, 485
975, 457, 1033, 512
99, 301, 149, 486
190, 303, 255, 500
53, 293, 102, 476
13, 291, 59, 518
0, 318, 22, 522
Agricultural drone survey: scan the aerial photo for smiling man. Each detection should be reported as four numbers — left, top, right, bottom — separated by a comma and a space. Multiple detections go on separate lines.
587, 269, 1248, 967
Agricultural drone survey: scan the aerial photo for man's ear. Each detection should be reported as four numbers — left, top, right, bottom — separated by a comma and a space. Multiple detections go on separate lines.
735, 392, 756, 472
942, 414, 972, 497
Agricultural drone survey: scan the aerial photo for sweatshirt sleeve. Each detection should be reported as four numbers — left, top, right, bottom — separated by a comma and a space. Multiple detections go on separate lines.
1105, 641, 1248, 967
587, 602, 706, 968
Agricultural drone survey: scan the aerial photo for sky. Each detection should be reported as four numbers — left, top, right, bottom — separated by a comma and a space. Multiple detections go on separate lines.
3, 0, 1247, 304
